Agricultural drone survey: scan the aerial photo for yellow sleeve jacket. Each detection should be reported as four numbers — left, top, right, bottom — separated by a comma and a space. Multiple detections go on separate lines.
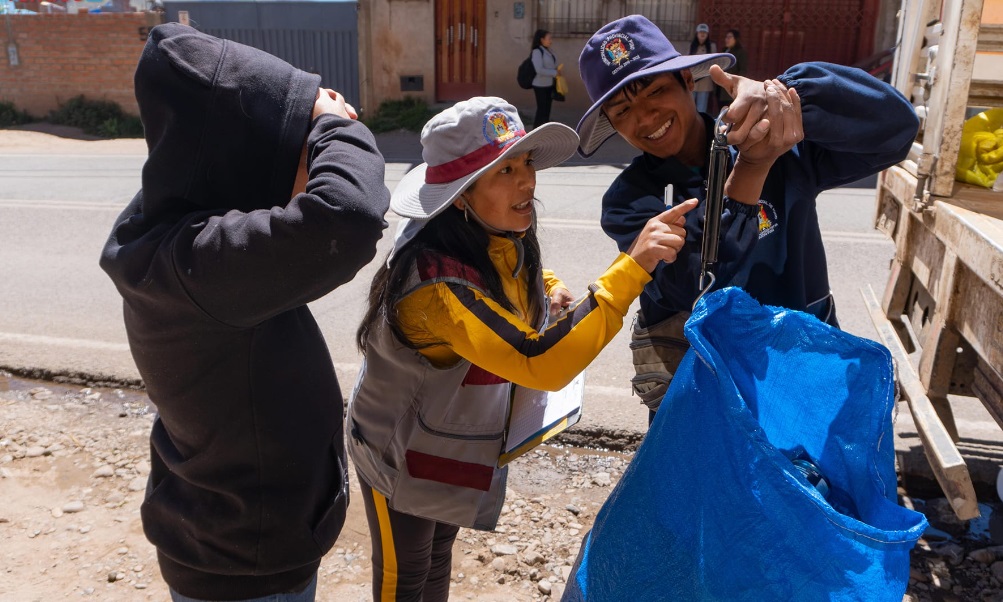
398, 235, 651, 391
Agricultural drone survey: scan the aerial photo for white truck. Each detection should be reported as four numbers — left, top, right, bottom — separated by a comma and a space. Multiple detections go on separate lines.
867, 0, 1003, 519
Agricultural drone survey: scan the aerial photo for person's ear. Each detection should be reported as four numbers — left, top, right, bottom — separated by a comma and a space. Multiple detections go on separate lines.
681, 69, 696, 92
452, 194, 473, 222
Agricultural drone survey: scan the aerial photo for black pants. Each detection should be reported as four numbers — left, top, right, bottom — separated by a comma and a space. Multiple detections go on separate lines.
532, 84, 554, 128
358, 473, 460, 602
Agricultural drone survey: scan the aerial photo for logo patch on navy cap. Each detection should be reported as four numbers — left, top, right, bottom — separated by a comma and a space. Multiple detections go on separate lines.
601, 33, 640, 74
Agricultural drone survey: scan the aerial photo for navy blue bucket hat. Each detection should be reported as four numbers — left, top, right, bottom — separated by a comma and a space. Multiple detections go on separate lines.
576, 15, 734, 157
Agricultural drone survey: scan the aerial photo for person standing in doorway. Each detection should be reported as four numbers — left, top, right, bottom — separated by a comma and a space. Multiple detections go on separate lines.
689, 23, 718, 113
531, 29, 562, 128
718, 28, 749, 106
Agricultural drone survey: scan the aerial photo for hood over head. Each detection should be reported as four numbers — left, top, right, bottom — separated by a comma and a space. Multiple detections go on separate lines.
135, 23, 321, 221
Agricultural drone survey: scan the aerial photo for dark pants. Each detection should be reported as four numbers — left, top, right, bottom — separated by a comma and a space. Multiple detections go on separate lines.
532, 84, 554, 128
358, 473, 460, 602
170, 575, 317, 602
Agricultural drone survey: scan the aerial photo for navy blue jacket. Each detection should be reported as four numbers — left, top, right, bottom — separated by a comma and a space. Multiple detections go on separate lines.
601, 62, 918, 327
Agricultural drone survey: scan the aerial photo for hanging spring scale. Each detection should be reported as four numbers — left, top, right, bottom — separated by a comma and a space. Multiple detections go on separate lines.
695, 108, 732, 305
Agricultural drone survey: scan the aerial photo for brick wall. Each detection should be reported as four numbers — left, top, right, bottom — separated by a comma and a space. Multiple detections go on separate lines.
0, 13, 163, 117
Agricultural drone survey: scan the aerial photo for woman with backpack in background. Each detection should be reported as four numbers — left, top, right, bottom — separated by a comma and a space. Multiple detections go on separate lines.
530, 29, 561, 128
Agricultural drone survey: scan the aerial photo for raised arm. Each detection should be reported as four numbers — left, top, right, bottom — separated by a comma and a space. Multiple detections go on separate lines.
405, 201, 697, 390
713, 61, 917, 190
401, 252, 649, 391
174, 114, 391, 327
778, 62, 918, 189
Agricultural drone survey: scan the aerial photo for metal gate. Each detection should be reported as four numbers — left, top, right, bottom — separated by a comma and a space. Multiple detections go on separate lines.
435, 0, 485, 101
537, 0, 696, 40
163, 1, 360, 106
699, 0, 879, 80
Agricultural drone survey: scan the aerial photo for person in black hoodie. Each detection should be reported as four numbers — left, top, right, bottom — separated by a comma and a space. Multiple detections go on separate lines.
99, 23, 391, 601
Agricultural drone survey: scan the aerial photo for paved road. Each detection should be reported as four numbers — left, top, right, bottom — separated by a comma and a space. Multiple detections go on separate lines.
0, 131, 915, 438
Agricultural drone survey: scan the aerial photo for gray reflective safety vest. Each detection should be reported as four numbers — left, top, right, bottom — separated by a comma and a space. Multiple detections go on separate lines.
348, 269, 545, 530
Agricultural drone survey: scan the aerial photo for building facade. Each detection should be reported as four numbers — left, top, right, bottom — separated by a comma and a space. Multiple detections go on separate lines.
359, 0, 902, 120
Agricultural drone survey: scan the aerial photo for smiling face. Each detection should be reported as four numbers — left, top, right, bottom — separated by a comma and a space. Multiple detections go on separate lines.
453, 151, 536, 232
601, 70, 705, 163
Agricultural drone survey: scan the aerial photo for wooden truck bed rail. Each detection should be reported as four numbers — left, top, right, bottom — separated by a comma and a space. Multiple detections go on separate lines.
873, 0, 1003, 519
873, 165, 1003, 520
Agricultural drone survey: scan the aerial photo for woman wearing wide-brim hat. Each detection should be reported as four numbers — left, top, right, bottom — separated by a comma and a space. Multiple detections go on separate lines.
348, 96, 696, 601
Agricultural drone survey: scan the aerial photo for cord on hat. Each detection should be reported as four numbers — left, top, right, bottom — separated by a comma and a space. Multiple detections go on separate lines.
458, 193, 528, 278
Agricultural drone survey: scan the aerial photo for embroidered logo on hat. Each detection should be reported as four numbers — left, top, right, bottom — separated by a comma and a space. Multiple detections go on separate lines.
425, 107, 526, 184
602, 34, 636, 69
485, 110, 518, 145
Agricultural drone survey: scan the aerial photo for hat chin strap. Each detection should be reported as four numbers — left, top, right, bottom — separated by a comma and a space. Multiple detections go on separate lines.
462, 201, 531, 278
463, 202, 505, 235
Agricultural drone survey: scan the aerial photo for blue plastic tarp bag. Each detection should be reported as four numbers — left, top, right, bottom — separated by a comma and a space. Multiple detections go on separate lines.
564, 287, 927, 602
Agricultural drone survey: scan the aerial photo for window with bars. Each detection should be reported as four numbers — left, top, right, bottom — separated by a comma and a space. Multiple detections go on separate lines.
536, 0, 696, 40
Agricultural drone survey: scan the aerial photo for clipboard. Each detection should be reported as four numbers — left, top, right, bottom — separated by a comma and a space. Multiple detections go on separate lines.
498, 371, 585, 467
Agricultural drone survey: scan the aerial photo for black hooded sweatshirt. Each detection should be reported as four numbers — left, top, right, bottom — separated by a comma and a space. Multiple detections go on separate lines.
99, 23, 390, 599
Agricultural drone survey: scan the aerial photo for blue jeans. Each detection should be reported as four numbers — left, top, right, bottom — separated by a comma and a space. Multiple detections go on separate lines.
170, 574, 317, 602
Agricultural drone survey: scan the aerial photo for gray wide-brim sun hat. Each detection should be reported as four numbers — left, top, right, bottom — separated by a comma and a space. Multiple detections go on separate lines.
387, 97, 579, 264
390, 96, 579, 221
576, 14, 734, 157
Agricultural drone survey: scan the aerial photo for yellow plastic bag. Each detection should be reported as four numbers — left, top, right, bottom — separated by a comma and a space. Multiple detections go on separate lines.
956, 108, 1003, 188
553, 75, 568, 101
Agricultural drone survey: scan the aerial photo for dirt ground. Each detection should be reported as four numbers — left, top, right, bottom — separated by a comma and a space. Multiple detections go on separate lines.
0, 375, 618, 602
4, 373, 1003, 602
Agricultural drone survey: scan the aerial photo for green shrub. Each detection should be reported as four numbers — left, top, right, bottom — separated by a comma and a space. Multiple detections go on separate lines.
363, 97, 435, 133
48, 96, 144, 138
94, 116, 145, 139
0, 100, 32, 128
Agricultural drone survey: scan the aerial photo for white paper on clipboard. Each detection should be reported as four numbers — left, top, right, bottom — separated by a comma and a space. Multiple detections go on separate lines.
503, 372, 585, 456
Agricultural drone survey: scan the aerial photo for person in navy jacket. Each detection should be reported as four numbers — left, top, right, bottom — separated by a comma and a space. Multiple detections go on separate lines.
575, 15, 919, 416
